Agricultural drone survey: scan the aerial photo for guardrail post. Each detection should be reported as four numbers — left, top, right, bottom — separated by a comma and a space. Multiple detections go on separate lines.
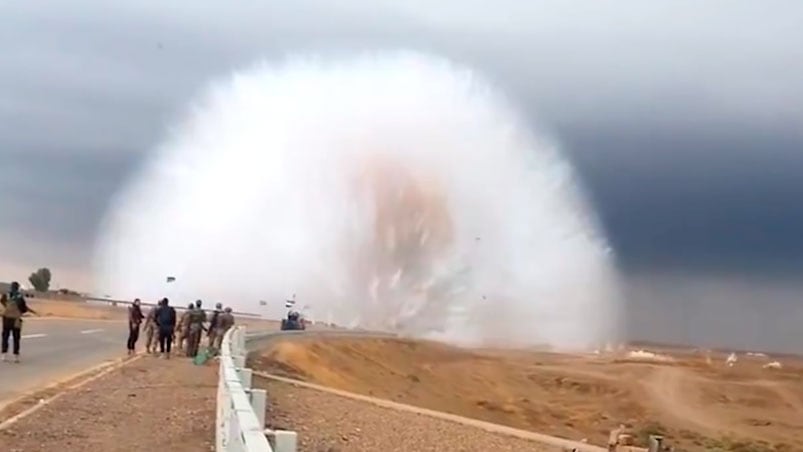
250, 388, 267, 428
235, 328, 243, 354
238, 330, 246, 354
648, 435, 664, 452
238, 368, 253, 390
266, 429, 298, 452
233, 354, 246, 368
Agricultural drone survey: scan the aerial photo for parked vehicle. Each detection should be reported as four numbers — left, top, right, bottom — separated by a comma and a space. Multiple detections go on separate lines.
280, 310, 306, 331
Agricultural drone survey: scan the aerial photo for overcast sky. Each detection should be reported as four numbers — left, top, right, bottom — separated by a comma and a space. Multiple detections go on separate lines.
2, 1, 803, 296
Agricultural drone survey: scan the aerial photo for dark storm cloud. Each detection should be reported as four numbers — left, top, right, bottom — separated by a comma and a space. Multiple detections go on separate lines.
0, 150, 141, 244
2, 0, 803, 285
562, 125, 803, 272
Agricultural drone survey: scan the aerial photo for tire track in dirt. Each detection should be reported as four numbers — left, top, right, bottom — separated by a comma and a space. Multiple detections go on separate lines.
653, 366, 803, 418
752, 380, 803, 415
642, 366, 733, 434
642, 363, 803, 451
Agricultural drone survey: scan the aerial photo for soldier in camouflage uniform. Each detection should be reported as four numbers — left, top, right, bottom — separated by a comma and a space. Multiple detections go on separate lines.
207, 302, 223, 349
176, 303, 193, 350
186, 299, 207, 358
143, 303, 158, 354
212, 307, 235, 352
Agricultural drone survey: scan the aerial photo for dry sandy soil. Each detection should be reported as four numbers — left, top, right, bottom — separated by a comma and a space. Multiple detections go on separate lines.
23, 297, 130, 320
261, 376, 563, 452
251, 337, 803, 451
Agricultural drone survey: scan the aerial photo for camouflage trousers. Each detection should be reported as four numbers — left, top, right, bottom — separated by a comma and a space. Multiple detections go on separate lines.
176, 325, 190, 350
207, 329, 218, 349
144, 325, 156, 352
186, 327, 203, 358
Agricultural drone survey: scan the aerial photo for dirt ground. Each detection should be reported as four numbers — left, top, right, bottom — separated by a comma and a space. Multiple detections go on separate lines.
23, 297, 129, 320
261, 376, 562, 452
251, 337, 803, 452
0, 355, 218, 452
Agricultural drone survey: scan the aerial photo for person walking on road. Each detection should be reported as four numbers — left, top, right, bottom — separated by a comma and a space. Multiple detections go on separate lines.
126, 298, 144, 355
186, 299, 207, 358
212, 307, 236, 353
1, 282, 37, 363
155, 298, 177, 359
176, 303, 193, 351
143, 302, 158, 353
207, 302, 223, 348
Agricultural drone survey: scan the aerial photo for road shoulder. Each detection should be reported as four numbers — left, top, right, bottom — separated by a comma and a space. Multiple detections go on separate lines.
0, 355, 217, 451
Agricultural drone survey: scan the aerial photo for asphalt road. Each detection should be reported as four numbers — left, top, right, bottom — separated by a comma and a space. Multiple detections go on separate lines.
0, 318, 129, 405
0, 322, 384, 408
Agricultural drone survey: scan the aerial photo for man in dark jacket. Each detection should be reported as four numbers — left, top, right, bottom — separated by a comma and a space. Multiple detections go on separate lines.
1, 282, 37, 363
126, 298, 144, 355
155, 298, 177, 359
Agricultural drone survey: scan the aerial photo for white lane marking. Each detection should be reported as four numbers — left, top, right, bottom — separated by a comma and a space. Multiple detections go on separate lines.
80, 329, 105, 335
21, 333, 47, 339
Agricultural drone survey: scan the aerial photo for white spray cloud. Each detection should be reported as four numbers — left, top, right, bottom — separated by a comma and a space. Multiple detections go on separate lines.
93, 51, 621, 349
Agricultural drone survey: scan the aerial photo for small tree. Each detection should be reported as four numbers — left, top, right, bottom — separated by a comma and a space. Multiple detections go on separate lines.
28, 267, 52, 292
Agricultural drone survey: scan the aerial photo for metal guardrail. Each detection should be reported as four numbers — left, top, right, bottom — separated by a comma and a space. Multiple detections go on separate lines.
216, 326, 297, 452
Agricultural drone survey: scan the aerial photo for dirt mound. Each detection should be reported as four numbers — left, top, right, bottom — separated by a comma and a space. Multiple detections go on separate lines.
252, 337, 647, 445
252, 337, 803, 450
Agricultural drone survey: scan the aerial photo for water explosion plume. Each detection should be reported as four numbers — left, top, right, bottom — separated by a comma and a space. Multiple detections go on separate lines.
94, 52, 621, 349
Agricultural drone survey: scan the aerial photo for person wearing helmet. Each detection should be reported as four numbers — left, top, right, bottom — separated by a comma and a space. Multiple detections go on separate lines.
176, 303, 194, 351
207, 302, 223, 348
186, 299, 207, 358
213, 307, 236, 352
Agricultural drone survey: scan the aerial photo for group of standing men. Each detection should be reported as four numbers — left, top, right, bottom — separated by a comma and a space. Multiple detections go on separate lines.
127, 297, 235, 359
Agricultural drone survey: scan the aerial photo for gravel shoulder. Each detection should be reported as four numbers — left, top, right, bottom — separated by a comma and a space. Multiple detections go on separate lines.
260, 376, 561, 452
0, 355, 218, 452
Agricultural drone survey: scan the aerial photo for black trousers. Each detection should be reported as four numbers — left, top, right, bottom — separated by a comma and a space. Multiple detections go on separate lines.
1, 317, 21, 355
158, 328, 174, 353
127, 322, 141, 350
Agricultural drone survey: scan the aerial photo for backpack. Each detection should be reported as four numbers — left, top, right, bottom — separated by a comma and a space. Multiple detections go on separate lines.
2, 292, 26, 319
